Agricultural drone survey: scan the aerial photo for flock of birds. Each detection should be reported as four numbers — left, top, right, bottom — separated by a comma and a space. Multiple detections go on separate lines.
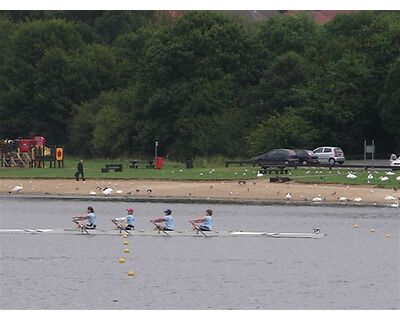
3, 169, 400, 207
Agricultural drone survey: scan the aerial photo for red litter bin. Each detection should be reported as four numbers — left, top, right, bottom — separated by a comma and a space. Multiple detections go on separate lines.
154, 157, 164, 169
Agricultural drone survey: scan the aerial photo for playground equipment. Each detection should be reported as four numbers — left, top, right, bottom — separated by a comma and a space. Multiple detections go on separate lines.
0, 136, 64, 168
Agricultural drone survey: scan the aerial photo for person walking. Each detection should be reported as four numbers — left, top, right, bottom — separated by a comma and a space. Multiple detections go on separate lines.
75, 159, 85, 181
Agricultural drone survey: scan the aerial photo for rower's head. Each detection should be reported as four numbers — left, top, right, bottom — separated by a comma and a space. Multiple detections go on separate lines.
164, 209, 172, 215
87, 206, 94, 213
126, 208, 134, 214
206, 209, 213, 216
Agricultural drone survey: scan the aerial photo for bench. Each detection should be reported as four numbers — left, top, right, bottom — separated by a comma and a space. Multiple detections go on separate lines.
129, 160, 139, 168
146, 160, 154, 169
259, 167, 289, 174
101, 163, 123, 173
269, 177, 291, 183
128, 160, 154, 169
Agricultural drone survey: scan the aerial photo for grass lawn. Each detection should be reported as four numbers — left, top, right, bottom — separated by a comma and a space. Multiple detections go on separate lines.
1, 158, 400, 188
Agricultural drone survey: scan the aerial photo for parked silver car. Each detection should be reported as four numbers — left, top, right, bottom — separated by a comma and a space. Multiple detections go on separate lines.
312, 146, 345, 165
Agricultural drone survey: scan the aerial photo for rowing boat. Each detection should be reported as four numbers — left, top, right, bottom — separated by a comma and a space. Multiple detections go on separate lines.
0, 228, 327, 238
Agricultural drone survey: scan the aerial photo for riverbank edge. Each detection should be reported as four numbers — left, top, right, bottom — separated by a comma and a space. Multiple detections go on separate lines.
0, 193, 394, 208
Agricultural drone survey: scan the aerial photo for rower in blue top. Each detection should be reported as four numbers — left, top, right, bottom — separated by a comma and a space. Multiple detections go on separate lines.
151, 209, 174, 232
73, 206, 96, 230
112, 208, 135, 231
190, 209, 213, 232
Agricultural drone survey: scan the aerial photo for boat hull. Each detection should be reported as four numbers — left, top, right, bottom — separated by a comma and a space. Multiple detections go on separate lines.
0, 228, 327, 238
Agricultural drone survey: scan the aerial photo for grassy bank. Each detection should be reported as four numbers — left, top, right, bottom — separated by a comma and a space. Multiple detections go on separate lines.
1, 158, 400, 188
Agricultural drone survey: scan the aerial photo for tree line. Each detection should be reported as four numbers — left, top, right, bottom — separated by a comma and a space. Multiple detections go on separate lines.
1, 10, 400, 160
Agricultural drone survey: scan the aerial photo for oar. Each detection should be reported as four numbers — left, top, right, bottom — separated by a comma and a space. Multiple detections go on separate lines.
72, 218, 90, 235
111, 219, 132, 236
190, 221, 207, 237
150, 221, 171, 237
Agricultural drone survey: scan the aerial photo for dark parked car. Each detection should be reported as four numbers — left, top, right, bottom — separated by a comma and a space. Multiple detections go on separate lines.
254, 149, 299, 167
295, 150, 319, 165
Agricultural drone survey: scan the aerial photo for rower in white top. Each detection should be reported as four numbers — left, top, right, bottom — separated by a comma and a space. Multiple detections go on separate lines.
112, 208, 135, 231
190, 209, 213, 233
72, 206, 96, 233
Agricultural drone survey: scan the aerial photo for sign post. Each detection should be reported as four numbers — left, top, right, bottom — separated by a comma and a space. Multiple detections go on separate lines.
364, 140, 375, 169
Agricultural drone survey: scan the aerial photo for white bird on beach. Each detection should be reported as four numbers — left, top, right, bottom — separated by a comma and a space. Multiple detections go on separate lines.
312, 195, 323, 202
354, 197, 362, 202
89, 191, 96, 195
116, 190, 123, 194
103, 188, 113, 195
256, 171, 263, 177
384, 195, 396, 201
285, 192, 292, 200
380, 176, 389, 181
367, 174, 373, 180
346, 173, 357, 179
11, 185, 22, 192
339, 197, 347, 201
396, 176, 400, 181
386, 172, 395, 176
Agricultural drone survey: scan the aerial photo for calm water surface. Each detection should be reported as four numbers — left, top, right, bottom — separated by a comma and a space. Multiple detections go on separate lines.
0, 198, 399, 309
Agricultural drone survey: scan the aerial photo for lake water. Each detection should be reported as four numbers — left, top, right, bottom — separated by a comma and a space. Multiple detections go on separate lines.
0, 198, 399, 309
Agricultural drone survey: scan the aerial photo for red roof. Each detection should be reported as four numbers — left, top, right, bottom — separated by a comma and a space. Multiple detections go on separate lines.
284, 10, 353, 24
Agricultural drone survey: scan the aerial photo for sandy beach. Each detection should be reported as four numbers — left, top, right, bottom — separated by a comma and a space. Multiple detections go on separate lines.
1, 178, 399, 207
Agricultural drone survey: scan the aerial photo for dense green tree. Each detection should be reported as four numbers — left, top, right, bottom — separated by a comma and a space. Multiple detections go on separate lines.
248, 111, 319, 156
1, 11, 400, 159
377, 58, 400, 152
300, 52, 374, 153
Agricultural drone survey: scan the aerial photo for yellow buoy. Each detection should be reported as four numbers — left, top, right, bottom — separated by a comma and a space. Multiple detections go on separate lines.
118, 257, 125, 264
353, 224, 359, 228
386, 234, 391, 238
122, 234, 128, 238
370, 229, 375, 233
123, 248, 129, 254
127, 271, 135, 277
123, 241, 129, 245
